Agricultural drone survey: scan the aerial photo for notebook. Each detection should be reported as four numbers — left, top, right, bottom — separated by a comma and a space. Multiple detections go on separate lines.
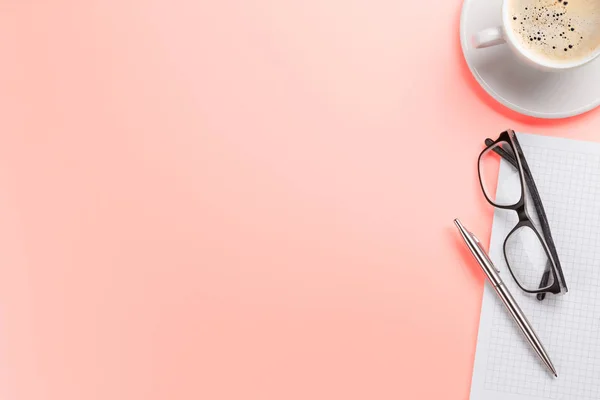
470, 133, 600, 400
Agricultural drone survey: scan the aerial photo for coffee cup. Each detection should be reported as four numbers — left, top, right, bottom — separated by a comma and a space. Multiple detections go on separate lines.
473, 0, 600, 71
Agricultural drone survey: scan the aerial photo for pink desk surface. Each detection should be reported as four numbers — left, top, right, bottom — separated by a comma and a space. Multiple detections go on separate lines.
2, 1, 600, 399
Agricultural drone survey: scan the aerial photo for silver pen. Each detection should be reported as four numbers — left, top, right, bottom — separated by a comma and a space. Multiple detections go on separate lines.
454, 218, 558, 378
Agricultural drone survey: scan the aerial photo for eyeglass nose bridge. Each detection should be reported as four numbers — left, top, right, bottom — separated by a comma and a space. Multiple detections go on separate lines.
516, 205, 530, 222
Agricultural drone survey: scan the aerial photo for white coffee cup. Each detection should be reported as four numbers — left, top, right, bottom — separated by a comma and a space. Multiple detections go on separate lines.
473, 0, 600, 71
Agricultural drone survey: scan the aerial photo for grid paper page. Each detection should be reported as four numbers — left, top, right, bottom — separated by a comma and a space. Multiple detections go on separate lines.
470, 133, 600, 400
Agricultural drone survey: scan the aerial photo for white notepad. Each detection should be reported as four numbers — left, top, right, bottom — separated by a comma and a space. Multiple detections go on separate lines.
470, 133, 600, 400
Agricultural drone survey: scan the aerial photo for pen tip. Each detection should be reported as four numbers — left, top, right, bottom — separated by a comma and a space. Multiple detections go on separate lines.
554, 373, 558, 378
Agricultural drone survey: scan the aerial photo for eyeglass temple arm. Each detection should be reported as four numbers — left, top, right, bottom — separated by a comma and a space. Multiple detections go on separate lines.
485, 138, 563, 301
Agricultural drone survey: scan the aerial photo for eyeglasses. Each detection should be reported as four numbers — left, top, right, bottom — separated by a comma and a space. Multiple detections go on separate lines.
478, 130, 568, 300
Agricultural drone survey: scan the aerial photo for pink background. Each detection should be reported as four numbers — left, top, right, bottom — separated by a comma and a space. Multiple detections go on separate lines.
2, 1, 600, 399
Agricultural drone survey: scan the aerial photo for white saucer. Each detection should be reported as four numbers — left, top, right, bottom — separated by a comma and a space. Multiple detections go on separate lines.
460, 0, 600, 119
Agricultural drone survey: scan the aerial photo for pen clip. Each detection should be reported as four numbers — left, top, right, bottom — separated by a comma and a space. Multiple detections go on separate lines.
470, 232, 501, 274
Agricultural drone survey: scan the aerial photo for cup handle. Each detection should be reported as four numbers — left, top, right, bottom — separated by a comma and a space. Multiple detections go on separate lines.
473, 26, 506, 49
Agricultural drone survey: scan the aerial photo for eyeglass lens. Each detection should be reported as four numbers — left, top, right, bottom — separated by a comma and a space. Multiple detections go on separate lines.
479, 142, 523, 207
505, 225, 555, 291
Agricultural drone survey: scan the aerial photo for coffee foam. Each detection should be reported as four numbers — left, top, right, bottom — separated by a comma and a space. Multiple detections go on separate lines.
509, 0, 600, 63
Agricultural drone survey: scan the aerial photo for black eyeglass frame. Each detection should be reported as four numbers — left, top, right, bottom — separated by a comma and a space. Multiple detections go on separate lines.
477, 130, 568, 298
